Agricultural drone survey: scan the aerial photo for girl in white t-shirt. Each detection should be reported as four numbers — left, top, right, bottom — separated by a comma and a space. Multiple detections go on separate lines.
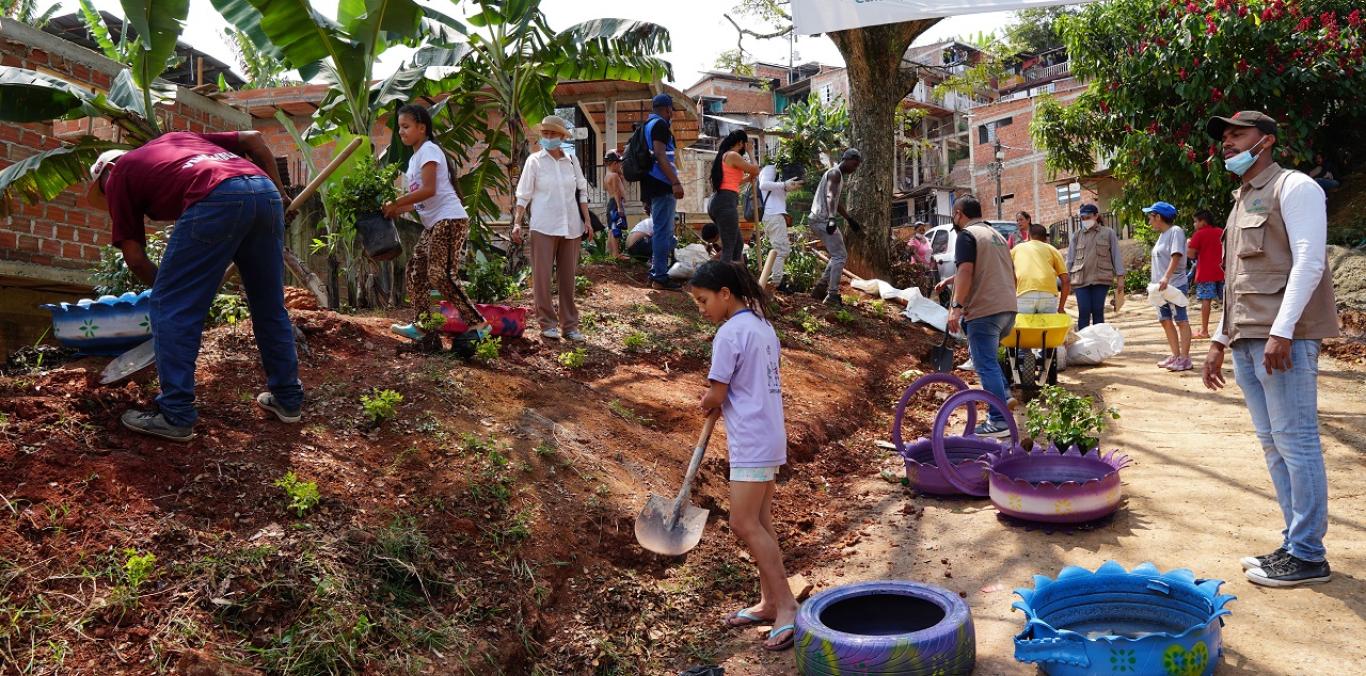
383, 104, 486, 339
690, 260, 796, 652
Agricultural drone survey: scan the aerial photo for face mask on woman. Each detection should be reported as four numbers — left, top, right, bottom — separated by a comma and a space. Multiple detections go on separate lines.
1082, 218, 1097, 229
539, 137, 562, 151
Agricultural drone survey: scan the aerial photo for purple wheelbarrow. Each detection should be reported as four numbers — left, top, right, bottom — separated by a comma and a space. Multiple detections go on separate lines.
891, 375, 1017, 497
985, 445, 1132, 523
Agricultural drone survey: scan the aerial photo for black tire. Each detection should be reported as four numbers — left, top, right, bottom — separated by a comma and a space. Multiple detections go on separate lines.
1016, 349, 1037, 386
1045, 348, 1059, 385
795, 580, 975, 675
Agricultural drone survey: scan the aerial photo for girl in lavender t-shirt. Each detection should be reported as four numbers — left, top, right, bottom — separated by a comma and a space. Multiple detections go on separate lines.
690, 261, 797, 652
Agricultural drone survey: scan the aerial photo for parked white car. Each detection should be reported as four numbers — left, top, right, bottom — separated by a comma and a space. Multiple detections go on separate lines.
925, 220, 1021, 283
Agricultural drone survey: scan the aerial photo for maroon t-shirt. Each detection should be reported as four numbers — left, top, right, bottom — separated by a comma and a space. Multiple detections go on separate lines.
105, 131, 266, 246
1188, 226, 1225, 283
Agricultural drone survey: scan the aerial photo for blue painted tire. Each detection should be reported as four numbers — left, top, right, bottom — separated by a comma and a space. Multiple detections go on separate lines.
795, 581, 975, 675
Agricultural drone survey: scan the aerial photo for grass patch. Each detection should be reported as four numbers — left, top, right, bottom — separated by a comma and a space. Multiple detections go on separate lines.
607, 400, 654, 427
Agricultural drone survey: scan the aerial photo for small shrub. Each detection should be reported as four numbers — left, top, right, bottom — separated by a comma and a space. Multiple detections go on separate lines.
608, 399, 653, 427
274, 471, 321, 516
534, 442, 557, 459
558, 347, 587, 369
794, 308, 820, 334
474, 336, 501, 363
748, 236, 824, 293
1024, 386, 1120, 451
416, 310, 446, 333
209, 293, 250, 326
574, 275, 592, 295
1123, 264, 1150, 294
91, 232, 166, 296
122, 549, 157, 590
460, 432, 499, 454
832, 309, 856, 324
465, 250, 527, 303
361, 389, 403, 423
868, 299, 888, 314
623, 331, 648, 351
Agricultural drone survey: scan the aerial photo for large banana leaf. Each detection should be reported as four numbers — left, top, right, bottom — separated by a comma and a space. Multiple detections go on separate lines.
337, 0, 422, 49
0, 67, 159, 142
0, 137, 130, 216
120, 0, 190, 90
548, 19, 673, 83
208, 0, 320, 80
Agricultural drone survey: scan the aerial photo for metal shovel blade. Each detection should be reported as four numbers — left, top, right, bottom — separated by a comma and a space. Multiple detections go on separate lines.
930, 332, 955, 373
634, 496, 709, 556
100, 339, 156, 385
634, 412, 719, 556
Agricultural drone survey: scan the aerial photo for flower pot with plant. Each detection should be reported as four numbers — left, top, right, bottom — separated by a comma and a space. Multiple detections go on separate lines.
1023, 386, 1120, 452
326, 155, 403, 261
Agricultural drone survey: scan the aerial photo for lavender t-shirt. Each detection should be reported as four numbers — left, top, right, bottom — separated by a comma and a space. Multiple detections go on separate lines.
708, 310, 787, 468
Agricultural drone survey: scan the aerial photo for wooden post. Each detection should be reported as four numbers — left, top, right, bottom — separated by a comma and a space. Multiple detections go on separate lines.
196, 57, 204, 87
758, 249, 778, 288
604, 97, 618, 155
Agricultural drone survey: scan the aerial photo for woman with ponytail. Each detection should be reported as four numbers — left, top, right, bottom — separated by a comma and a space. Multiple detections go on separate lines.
690, 261, 797, 652
707, 130, 760, 263
384, 103, 486, 340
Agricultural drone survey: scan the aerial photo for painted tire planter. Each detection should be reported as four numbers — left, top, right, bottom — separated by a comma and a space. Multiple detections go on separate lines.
796, 580, 975, 675
986, 445, 1132, 524
1013, 561, 1235, 676
42, 290, 153, 355
891, 374, 993, 496
929, 390, 1020, 497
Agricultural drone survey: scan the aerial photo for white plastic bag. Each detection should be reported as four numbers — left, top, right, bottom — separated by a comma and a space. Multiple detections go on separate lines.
902, 288, 950, 333
668, 244, 712, 279
1067, 323, 1125, 366
1146, 282, 1188, 308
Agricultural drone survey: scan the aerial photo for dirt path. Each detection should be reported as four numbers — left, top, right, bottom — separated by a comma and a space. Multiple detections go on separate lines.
721, 303, 1366, 675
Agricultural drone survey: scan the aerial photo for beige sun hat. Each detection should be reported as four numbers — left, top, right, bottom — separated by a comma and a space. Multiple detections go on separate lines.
534, 115, 572, 138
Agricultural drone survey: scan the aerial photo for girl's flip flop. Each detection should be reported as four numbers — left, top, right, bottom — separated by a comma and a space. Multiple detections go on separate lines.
764, 624, 796, 651
723, 608, 773, 628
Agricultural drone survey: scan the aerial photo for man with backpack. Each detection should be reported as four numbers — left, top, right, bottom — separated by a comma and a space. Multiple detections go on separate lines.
623, 93, 686, 291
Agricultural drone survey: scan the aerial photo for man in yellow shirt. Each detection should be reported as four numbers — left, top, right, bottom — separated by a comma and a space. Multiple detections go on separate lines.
1011, 223, 1070, 314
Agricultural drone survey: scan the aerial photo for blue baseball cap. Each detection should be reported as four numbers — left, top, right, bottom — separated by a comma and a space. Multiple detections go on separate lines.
651, 93, 673, 109
1079, 203, 1099, 216
1142, 201, 1178, 220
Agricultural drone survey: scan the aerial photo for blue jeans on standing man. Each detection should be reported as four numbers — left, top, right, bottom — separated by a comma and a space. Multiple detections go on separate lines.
964, 310, 1016, 426
1074, 284, 1109, 330
150, 175, 303, 427
1231, 337, 1329, 562
647, 193, 677, 282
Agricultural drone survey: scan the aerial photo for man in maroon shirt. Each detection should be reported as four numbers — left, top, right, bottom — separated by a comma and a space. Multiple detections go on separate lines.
86, 131, 304, 441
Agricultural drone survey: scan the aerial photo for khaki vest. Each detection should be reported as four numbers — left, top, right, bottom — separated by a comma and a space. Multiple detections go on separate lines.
963, 222, 1018, 320
1221, 163, 1339, 343
1069, 224, 1117, 287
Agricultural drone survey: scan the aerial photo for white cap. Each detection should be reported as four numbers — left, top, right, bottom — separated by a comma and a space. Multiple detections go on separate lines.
89, 149, 128, 183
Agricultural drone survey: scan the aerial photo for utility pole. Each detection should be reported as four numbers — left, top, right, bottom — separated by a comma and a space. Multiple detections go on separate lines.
992, 138, 1005, 220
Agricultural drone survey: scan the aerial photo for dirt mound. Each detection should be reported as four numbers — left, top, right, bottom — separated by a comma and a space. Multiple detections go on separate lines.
1330, 245, 1366, 311
283, 285, 322, 311
0, 263, 937, 673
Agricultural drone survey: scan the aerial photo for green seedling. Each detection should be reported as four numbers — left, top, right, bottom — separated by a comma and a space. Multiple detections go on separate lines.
608, 399, 653, 427
833, 309, 856, 324
416, 311, 446, 332
558, 348, 587, 369
474, 336, 501, 363
122, 549, 156, 590
574, 275, 592, 294
274, 471, 321, 516
795, 309, 820, 334
868, 299, 887, 314
623, 331, 648, 351
361, 389, 403, 423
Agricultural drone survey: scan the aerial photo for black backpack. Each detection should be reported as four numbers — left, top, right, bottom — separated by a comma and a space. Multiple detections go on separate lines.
622, 117, 661, 182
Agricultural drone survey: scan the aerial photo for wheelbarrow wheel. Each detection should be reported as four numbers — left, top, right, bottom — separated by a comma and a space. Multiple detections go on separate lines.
1016, 350, 1037, 387
1045, 349, 1059, 385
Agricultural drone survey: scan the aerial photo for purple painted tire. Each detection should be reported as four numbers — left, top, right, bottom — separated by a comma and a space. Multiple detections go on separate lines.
986, 445, 1132, 524
895, 437, 1001, 496
890, 373, 978, 452
795, 580, 975, 675
930, 390, 1019, 496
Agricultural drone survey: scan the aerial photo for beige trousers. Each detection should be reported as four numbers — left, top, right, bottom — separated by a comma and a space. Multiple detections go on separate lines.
529, 230, 581, 332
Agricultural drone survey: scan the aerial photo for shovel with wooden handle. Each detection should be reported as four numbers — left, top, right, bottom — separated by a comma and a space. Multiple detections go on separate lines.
98, 138, 364, 386
635, 411, 721, 556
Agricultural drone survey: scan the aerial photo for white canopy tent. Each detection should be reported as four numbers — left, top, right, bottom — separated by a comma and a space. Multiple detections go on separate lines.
791, 0, 1095, 35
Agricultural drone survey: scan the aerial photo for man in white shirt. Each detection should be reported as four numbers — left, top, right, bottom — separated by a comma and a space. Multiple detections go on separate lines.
1201, 111, 1339, 588
757, 164, 802, 292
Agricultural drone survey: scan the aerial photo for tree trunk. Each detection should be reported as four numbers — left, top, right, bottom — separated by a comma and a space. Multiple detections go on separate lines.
830, 20, 937, 278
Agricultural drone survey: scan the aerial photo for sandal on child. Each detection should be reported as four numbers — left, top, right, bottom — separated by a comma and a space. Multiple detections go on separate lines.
723, 608, 773, 628
763, 624, 796, 651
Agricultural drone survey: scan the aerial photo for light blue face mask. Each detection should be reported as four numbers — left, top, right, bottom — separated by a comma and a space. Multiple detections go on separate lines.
539, 137, 562, 151
1224, 135, 1267, 176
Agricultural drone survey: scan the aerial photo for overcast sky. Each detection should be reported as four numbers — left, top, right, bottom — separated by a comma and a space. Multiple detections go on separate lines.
70, 0, 1012, 89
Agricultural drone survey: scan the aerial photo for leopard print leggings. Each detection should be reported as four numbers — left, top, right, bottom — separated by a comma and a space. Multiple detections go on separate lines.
406, 218, 483, 325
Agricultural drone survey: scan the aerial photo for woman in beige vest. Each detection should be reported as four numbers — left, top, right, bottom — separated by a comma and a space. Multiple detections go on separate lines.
1065, 204, 1124, 329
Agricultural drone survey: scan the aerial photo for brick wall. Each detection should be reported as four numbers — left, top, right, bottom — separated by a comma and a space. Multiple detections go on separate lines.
0, 18, 250, 286
966, 80, 1105, 227
686, 76, 774, 114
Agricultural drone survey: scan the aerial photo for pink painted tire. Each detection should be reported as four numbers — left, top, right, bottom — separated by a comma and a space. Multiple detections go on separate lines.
986, 445, 1132, 523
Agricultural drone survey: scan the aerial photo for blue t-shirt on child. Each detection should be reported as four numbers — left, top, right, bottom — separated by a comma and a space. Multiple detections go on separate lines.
708, 310, 786, 468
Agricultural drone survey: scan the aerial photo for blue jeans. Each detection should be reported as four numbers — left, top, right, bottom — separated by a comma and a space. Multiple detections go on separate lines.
1231, 338, 1329, 562
964, 311, 1016, 425
1074, 284, 1109, 330
647, 193, 677, 282
151, 176, 303, 426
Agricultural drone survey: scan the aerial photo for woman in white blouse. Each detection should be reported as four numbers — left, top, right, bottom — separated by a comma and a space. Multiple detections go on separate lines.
511, 115, 590, 341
